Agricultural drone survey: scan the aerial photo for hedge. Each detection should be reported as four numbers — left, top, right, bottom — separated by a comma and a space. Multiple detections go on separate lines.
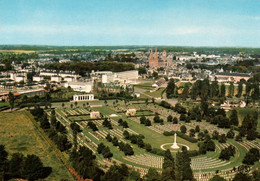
163, 131, 198, 143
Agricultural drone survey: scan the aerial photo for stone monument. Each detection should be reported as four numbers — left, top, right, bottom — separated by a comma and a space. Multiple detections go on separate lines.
171, 133, 180, 149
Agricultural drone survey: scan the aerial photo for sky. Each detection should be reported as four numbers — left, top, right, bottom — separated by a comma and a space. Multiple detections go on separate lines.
0, 0, 260, 47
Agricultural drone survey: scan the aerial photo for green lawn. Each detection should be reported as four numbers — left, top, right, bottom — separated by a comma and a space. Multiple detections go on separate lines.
135, 83, 154, 90
145, 88, 165, 98
0, 111, 74, 180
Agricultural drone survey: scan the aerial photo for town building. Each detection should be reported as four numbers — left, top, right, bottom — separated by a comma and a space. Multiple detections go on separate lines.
33, 76, 44, 82
73, 94, 94, 101
215, 72, 251, 82
51, 76, 62, 82
65, 81, 92, 92
149, 48, 159, 68
90, 111, 101, 119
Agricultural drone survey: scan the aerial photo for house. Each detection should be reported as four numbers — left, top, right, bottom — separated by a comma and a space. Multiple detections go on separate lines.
126, 109, 136, 116
33, 76, 44, 82
90, 111, 100, 119
51, 76, 62, 82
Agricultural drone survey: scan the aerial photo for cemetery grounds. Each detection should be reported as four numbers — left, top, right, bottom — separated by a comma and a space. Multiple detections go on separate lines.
48, 99, 260, 180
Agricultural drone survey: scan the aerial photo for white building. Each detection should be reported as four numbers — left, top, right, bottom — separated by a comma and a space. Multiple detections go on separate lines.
73, 94, 94, 101
115, 70, 139, 84
64, 76, 75, 82
90, 111, 100, 119
51, 76, 62, 82
16, 76, 27, 82
64, 81, 92, 92
33, 76, 44, 82
93, 70, 139, 84
10, 72, 27, 82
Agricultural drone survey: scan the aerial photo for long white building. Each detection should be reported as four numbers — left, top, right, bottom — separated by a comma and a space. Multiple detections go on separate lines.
64, 81, 92, 93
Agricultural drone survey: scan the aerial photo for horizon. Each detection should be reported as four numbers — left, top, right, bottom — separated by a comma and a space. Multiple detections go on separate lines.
1, 0, 260, 47
1, 44, 260, 49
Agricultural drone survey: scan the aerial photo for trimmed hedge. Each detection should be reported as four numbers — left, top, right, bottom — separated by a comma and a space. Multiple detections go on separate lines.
187, 150, 200, 157
150, 148, 165, 156
163, 131, 198, 143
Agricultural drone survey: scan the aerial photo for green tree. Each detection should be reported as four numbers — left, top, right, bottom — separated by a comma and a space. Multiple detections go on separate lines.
8, 92, 15, 110
181, 83, 190, 100
166, 78, 175, 98
180, 125, 187, 134
237, 81, 243, 97
102, 146, 113, 158
21, 154, 45, 180
209, 175, 226, 181
9, 153, 24, 178
144, 168, 160, 181
175, 149, 194, 181
243, 148, 260, 165
232, 173, 252, 181
0, 145, 8, 177
229, 109, 239, 126
161, 149, 175, 181
167, 115, 173, 122
228, 82, 234, 97
97, 143, 105, 154
220, 84, 226, 97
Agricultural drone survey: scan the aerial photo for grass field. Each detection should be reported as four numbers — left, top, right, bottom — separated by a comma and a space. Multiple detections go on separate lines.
0, 111, 74, 180
135, 83, 154, 90
145, 88, 165, 98
0, 50, 36, 53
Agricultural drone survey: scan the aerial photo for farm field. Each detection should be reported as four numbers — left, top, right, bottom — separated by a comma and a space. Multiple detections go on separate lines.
0, 111, 74, 180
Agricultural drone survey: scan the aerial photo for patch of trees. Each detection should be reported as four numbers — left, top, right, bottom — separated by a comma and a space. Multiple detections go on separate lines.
102, 118, 113, 129
243, 148, 260, 165
175, 147, 195, 181
118, 118, 129, 128
153, 114, 164, 124
198, 136, 216, 154
219, 145, 236, 160
0, 145, 52, 180
142, 148, 194, 181
123, 130, 146, 149
139, 116, 152, 126
102, 163, 140, 181
203, 108, 241, 130
44, 61, 135, 75
167, 115, 178, 124
160, 100, 172, 109
97, 143, 113, 159
87, 121, 98, 131
104, 53, 138, 63
107, 133, 134, 156
70, 146, 104, 180
30, 107, 72, 152
239, 112, 259, 140
209, 175, 226, 181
